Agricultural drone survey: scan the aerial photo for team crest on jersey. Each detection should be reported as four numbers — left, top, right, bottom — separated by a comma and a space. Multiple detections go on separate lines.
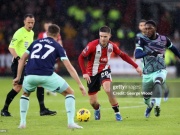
83, 46, 89, 53
108, 48, 112, 53
24, 42, 29, 48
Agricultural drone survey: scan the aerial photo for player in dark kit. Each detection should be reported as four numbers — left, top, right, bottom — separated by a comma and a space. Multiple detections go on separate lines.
1, 14, 56, 117
135, 19, 170, 102
135, 20, 180, 118
78, 26, 142, 121
13, 24, 86, 129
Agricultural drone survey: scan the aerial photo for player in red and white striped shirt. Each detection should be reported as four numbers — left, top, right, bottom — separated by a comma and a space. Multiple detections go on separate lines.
38, 21, 63, 45
78, 26, 142, 121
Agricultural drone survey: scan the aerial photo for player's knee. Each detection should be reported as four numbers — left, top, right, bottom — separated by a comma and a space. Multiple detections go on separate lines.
23, 92, 30, 97
67, 90, 74, 95
65, 87, 74, 94
154, 77, 163, 85
104, 88, 111, 93
61, 88, 74, 96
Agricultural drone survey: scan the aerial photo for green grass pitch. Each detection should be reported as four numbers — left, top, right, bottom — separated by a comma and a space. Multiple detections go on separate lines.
0, 77, 180, 135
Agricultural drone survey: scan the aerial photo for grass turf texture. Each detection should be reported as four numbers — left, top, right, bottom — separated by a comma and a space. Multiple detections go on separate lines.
0, 77, 180, 135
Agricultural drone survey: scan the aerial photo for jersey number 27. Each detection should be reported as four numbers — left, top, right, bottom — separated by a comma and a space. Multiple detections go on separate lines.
31, 43, 55, 59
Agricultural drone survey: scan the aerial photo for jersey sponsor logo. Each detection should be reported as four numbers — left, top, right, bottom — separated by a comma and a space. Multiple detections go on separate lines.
100, 58, 108, 63
83, 46, 89, 53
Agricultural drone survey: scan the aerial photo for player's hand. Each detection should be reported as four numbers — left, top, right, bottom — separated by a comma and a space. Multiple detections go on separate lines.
83, 74, 91, 84
13, 77, 20, 85
136, 67, 142, 76
79, 84, 87, 96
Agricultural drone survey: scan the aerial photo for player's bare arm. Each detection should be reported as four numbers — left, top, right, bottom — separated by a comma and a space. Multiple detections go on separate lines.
78, 53, 91, 84
8, 47, 19, 58
136, 67, 142, 76
62, 59, 87, 96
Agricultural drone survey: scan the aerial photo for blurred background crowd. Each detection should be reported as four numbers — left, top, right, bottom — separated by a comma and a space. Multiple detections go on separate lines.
0, 0, 180, 76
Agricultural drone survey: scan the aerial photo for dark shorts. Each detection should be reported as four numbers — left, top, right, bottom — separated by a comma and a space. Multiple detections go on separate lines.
11, 59, 25, 85
87, 69, 111, 95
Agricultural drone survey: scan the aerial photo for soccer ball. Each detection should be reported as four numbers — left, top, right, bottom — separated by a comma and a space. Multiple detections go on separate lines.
76, 108, 91, 122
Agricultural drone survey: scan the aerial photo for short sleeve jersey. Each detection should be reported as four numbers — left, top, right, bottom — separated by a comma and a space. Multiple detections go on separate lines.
25, 37, 68, 76
9, 27, 34, 57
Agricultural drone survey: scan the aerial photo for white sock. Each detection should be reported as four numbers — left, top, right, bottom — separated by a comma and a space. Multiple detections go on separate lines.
65, 94, 75, 125
20, 95, 29, 125
155, 98, 161, 107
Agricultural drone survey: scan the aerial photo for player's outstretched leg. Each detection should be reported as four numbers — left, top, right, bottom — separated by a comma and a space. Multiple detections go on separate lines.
18, 95, 29, 129
102, 81, 122, 121
153, 80, 163, 117
65, 94, 82, 129
144, 98, 155, 118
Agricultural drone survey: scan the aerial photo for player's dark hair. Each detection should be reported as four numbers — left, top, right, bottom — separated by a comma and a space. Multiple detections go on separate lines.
145, 20, 157, 28
24, 14, 34, 20
99, 26, 111, 34
139, 19, 147, 23
48, 24, 60, 37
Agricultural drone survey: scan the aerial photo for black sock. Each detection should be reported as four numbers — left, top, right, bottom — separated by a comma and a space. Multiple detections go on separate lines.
112, 103, 119, 113
2, 89, 18, 111
36, 87, 46, 111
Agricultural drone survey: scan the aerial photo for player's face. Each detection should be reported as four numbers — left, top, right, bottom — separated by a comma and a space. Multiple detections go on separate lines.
99, 32, 111, 47
139, 22, 146, 34
145, 24, 156, 38
24, 17, 35, 31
